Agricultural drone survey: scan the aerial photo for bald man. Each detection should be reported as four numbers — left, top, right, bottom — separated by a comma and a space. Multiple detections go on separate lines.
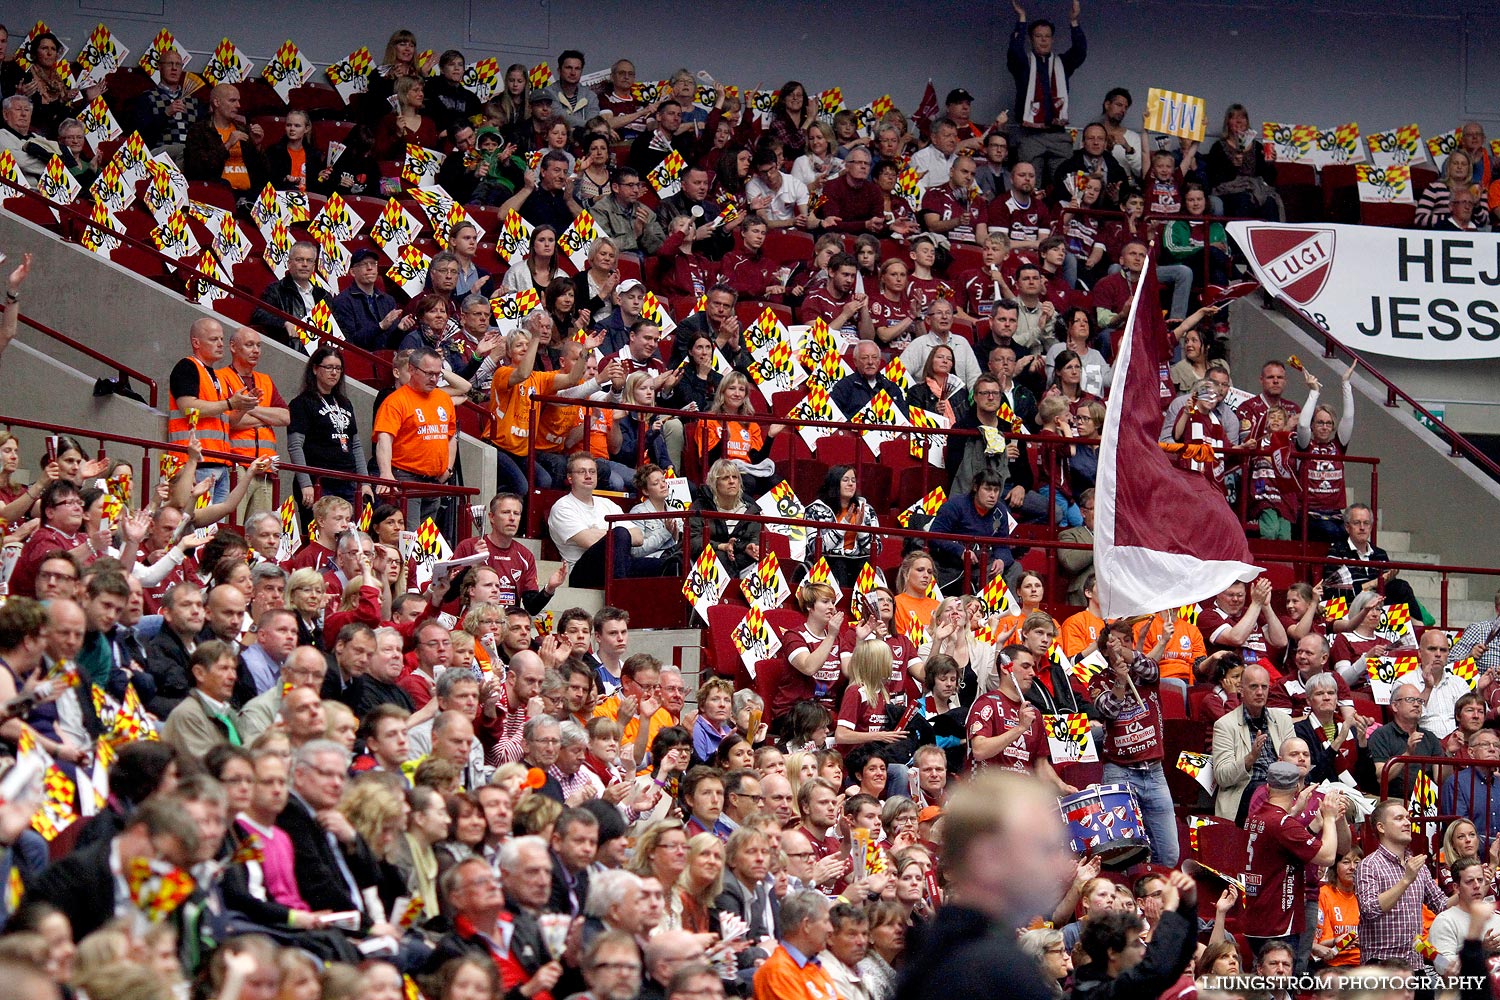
184, 83, 268, 194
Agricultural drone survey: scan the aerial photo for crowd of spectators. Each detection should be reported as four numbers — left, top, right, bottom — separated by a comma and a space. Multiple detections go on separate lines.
4, 10, 1500, 1000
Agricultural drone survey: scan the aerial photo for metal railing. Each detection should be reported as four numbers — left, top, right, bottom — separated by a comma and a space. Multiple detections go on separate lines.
602, 504, 1096, 622
0, 414, 477, 526
13, 312, 159, 408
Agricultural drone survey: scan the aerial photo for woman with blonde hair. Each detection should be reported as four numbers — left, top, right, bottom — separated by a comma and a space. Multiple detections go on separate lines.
284, 567, 329, 650
513, 792, 563, 838
676, 832, 727, 934
893, 551, 941, 638
688, 459, 763, 579
836, 641, 899, 750
277, 946, 325, 1000
785, 750, 816, 812
692, 372, 784, 498
324, 702, 359, 752
373, 74, 439, 159
340, 778, 408, 865
1416, 147, 1491, 229
917, 597, 1002, 710
693, 677, 737, 762
627, 819, 690, 931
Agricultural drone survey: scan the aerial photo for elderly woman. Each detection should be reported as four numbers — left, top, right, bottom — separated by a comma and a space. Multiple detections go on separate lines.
1018, 927, 1071, 998
339, 776, 411, 913
693, 677, 738, 762
688, 459, 763, 579
861, 900, 910, 1000
1294, 670, 1369, 784
284, 568, 329, 650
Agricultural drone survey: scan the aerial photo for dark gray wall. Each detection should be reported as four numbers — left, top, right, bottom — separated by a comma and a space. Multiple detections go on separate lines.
8, 1, 1493, 137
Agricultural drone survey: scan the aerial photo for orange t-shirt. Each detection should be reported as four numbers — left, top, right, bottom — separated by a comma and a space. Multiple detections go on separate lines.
1060, 609, 1105, 659
490, 367, 559, 456
535, 397, 582, 454
698, 419, 764, 462
288, 147, 307, 189
216, 124, 251, 190
894, 593, 940, 638
1138, 614, 1207, 682
373, 384, 456, 478
586, 406, 616, 459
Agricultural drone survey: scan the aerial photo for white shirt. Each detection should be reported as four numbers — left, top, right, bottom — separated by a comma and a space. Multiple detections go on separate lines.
900, 332, 982, 388
548, 492, 626, 566
910, 144, 957, 192
747, 173, 810, 221
1106, 126, 1144, 178
1393, 669, 1471, 740
1428, 904, 1500, 973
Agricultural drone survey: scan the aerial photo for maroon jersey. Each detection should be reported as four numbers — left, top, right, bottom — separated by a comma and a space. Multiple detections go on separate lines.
1242, 799, 1321, 936
1302, 438, 1348, 513
1330, 632, 1388, 678
451, 535, 540, 607
884, 633, 920, 705
906, 275, 954, 315
956, 268, 1007, 319
1145, 170, 1184, 216
866, 291, 918, 351
774, 626, 855, 717
967, 688, 1049, 773
837, 685, 890, 737
1088, 665, 1165, 765
1198, 602, 1281, 674
1236, 394, 1301, 445
284, 541, 335, 574
986, 194, 1052, 244
798, 287, 860, 340
1173, 406, 1226, 491
920, 186, 985, 244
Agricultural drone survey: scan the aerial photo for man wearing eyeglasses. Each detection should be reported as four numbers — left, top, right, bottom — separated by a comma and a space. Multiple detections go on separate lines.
576, 930, 643, 1000
373, 346, 458, 532
1393, 628, 1477, 741
1369, 681, 1445, 802
594, 167, 667, 257
746, 148, 810, 228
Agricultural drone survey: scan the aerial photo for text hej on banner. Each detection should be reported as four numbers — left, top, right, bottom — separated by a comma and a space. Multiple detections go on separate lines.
1228, 221, 1500, 361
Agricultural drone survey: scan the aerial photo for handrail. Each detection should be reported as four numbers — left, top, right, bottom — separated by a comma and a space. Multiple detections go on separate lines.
1267, 298, 1500, 480
14, 313, 158, 408
0, 174, 499, 429
0, 413, 477, 513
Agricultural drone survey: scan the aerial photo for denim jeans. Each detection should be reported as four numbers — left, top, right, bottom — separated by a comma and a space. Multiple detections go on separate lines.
1102, 761, 1180, 866
195, 464, 231, 505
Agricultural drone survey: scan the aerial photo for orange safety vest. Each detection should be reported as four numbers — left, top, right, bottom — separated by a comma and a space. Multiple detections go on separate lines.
168, 357, 234, 461
218, 366, 276, 459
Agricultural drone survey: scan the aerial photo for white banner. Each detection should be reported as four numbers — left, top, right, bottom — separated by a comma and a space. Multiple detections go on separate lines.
1228, 221, 1500, 360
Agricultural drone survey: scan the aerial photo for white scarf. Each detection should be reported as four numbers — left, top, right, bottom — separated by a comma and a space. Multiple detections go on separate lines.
1022, 51, 1069, 128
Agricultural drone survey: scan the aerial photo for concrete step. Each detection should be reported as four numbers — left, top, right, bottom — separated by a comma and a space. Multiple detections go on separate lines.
1403, 570, 1468, 602
1395, 550, 1441, 565
1379, 530, 1413, 554
630, 628, 706, 683
1445, 601, 1496, 629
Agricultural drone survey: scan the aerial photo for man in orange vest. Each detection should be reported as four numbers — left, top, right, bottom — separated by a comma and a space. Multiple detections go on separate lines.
218, 326, 289, 519
373, 346, 458, 534
169, 318, 259, 504
752, 889, 839, 1000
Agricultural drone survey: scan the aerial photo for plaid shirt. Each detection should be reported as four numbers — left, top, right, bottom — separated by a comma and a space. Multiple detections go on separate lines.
1356, 844, 1449, 965
1452, 618, 1500, 674
146, 86, 203, 145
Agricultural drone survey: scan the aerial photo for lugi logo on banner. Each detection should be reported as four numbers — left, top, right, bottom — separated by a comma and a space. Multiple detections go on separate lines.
1229, 221, 1500, 360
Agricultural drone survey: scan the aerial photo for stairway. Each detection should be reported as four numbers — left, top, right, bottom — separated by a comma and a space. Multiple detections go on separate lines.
518, 538, 705, 685
1381, 527, 1493, 628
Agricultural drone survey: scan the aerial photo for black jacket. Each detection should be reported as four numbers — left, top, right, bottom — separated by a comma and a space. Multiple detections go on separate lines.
24, 836, 116, 941
251, 277, 334, 348
896, 904, 1060, 1000
264, 138, 326, 192
144, 626, 196, 718
546, 849, 590, 916
1068, 907, 1197, 1000
831, 373, 908, 422
275, 793, 381, 920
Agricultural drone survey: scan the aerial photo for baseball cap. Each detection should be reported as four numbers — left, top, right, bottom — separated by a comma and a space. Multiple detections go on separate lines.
946, 88, 976, 105
617, 278, 644, 295
350, 248, 379, 265
529, 90, 554, 105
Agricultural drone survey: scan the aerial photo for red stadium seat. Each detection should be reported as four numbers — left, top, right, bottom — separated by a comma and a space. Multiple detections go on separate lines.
1359, 202, 1416, 228
312, 120, 356, 153
289, 84, 349, 119
250, 115, 288, 149
763, 229, 814, 265
707, 603, 750, 678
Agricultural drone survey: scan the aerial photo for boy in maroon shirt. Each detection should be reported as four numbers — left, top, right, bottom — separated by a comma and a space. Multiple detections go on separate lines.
1241, 761, 1344, 952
